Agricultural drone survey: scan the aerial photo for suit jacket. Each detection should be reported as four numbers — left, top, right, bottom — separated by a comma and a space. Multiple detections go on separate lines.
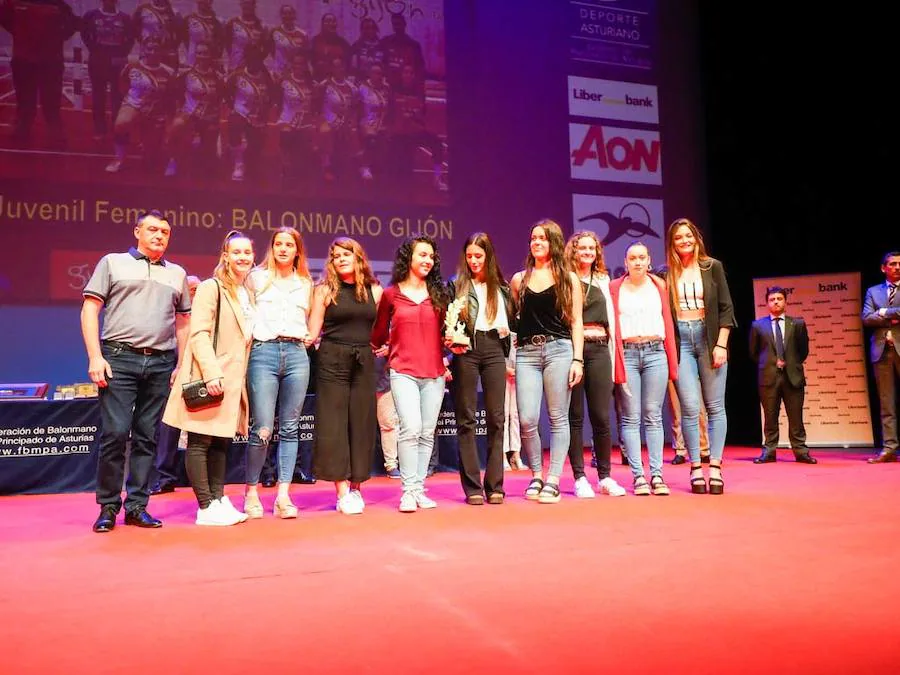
667, 258, 737, 363
163, 278, 251, 438
861, 282, 900, 362
748, 315, 808, 389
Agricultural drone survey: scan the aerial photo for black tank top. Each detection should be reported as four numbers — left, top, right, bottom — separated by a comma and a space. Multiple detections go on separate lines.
322, 282, 376, 345
580, 279, 609, 327
517, 285, 570, 340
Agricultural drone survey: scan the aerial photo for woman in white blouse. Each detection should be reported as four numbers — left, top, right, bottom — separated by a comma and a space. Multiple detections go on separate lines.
446, 233, 514, 505
609, 242, 678, 496
243, 227, 313, 519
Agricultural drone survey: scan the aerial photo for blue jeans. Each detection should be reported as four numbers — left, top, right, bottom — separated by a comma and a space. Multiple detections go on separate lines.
389, 371, 445, 493
246, 340, 310, 485
618, 341, 668, 480
515, 338, 573, 478
96, 343, 176, 512
675, 320, 728, 463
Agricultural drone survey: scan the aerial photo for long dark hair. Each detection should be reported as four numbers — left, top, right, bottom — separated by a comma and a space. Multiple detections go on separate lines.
392, 235, 447, 312
519, 219, 573, 325
454, 232, 506, 324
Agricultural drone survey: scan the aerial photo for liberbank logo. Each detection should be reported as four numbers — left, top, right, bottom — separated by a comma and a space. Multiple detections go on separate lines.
567, 76, 659, 124
569, 123, 662, 185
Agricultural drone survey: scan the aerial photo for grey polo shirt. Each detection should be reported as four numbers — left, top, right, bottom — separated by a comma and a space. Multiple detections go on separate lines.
83, 247, 192, 351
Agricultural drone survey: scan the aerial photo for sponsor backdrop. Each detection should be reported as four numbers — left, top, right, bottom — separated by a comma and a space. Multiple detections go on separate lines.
0, 0, 706, 388
751, 273, 874, 448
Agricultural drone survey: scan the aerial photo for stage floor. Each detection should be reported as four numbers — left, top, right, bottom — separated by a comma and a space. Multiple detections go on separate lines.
1, 447, 897, 674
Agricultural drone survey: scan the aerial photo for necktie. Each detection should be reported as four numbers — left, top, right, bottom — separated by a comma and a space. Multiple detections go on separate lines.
774, 317, 785, 360
889, 283, 897, 305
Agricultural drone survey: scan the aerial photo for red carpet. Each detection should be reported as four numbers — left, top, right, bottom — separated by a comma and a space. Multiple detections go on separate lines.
2, 447, 897, 674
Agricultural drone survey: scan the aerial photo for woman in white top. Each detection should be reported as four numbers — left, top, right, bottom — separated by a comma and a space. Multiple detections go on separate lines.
665, 218, 735, 495
565, 231, 626, 498
608, 242, 678, 496
446, 233, 514, 505
243, 227, 313, 519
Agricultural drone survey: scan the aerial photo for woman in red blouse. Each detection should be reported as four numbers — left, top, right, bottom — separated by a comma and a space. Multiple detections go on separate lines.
371, 235, 449, 513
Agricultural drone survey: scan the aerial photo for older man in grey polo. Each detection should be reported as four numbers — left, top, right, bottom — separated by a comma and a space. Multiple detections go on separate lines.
81, 211, 191, 532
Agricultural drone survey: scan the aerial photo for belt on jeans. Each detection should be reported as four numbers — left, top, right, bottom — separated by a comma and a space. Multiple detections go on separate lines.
475, 329, 501, 338
269, 336, 303, 343
102, 340, 171, 356
623, 339, 663, 350
584, 335, 609, 345
518, 334, 563, 347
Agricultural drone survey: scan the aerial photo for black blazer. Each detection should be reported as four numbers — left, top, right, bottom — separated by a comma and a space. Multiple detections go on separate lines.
748, 315, 809, 388
667, 258, 736, 362
446, 277, 514, 357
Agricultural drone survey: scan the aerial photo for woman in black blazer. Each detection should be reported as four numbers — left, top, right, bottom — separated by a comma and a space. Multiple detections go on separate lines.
665, 218, 736, 494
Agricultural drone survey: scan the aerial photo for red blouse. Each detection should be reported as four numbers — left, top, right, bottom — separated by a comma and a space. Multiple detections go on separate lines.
371, 285, 446, 379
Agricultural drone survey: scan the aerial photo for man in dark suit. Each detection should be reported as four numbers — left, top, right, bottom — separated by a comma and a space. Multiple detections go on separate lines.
749, 286, 816, 464
862, 252, 900, 463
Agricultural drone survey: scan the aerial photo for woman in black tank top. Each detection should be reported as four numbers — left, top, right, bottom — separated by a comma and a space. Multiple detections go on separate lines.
510, 219, 584, 504
564, 231, 626, 498
305, 238, 383, 515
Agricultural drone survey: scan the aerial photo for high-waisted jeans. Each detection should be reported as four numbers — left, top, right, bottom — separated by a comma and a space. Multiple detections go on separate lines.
389, 371, 445, 494
618, 341, 668, 480
515, 338, 573, 478
245, 339, 310, 485
674, 320, 728, 463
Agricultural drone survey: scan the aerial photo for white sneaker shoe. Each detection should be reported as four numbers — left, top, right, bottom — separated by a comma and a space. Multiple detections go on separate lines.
336, 492, 364, 515
399, 491, 418, 513
196, 500, 241, 526
218, 496, 248, 522
574, 476, 596, 499
350, 489, 365, 511
414, 490, 437, 509
598, 477, 627, 497
105, 158, 122, 173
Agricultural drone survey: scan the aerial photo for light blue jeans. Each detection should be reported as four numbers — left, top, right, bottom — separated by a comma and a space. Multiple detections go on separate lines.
618, 341, 669, 480
515, 338, 573, 477
246, 340, 310, 484
675, 320, 728, 463
389, 371, 445, 493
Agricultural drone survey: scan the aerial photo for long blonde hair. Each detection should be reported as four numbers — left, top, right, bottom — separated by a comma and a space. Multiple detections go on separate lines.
519, 219, 573, 325
213, 230, 254, 299
253, 227, 310, 294
318, 237, 378, 305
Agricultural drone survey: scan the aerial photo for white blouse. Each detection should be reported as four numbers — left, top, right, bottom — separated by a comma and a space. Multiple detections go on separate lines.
473, 283, 509, 333
618, 280, 664, 339
249, 269, 311, 341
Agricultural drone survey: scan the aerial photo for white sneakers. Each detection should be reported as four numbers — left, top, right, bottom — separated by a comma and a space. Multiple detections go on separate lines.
574, 476, 596, 499
399, 490, 437, 513
336, 491, 364, 515
598, 477, 627, 497
196, 497, 247, 526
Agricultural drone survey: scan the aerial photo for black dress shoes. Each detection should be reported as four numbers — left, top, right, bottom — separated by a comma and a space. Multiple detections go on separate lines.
671, 454, 686, 465
92, 506, 118, 533
868, 451, 897, 464
296, 472, 317, 485
753, 451, 777, 464
261, 477, 276, 488
124, 508, 163, 528
795, 453, 817, 464
150, 483, 176, 495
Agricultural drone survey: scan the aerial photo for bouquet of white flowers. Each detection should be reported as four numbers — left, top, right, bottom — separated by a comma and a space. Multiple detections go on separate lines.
444, 296, 471, 346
